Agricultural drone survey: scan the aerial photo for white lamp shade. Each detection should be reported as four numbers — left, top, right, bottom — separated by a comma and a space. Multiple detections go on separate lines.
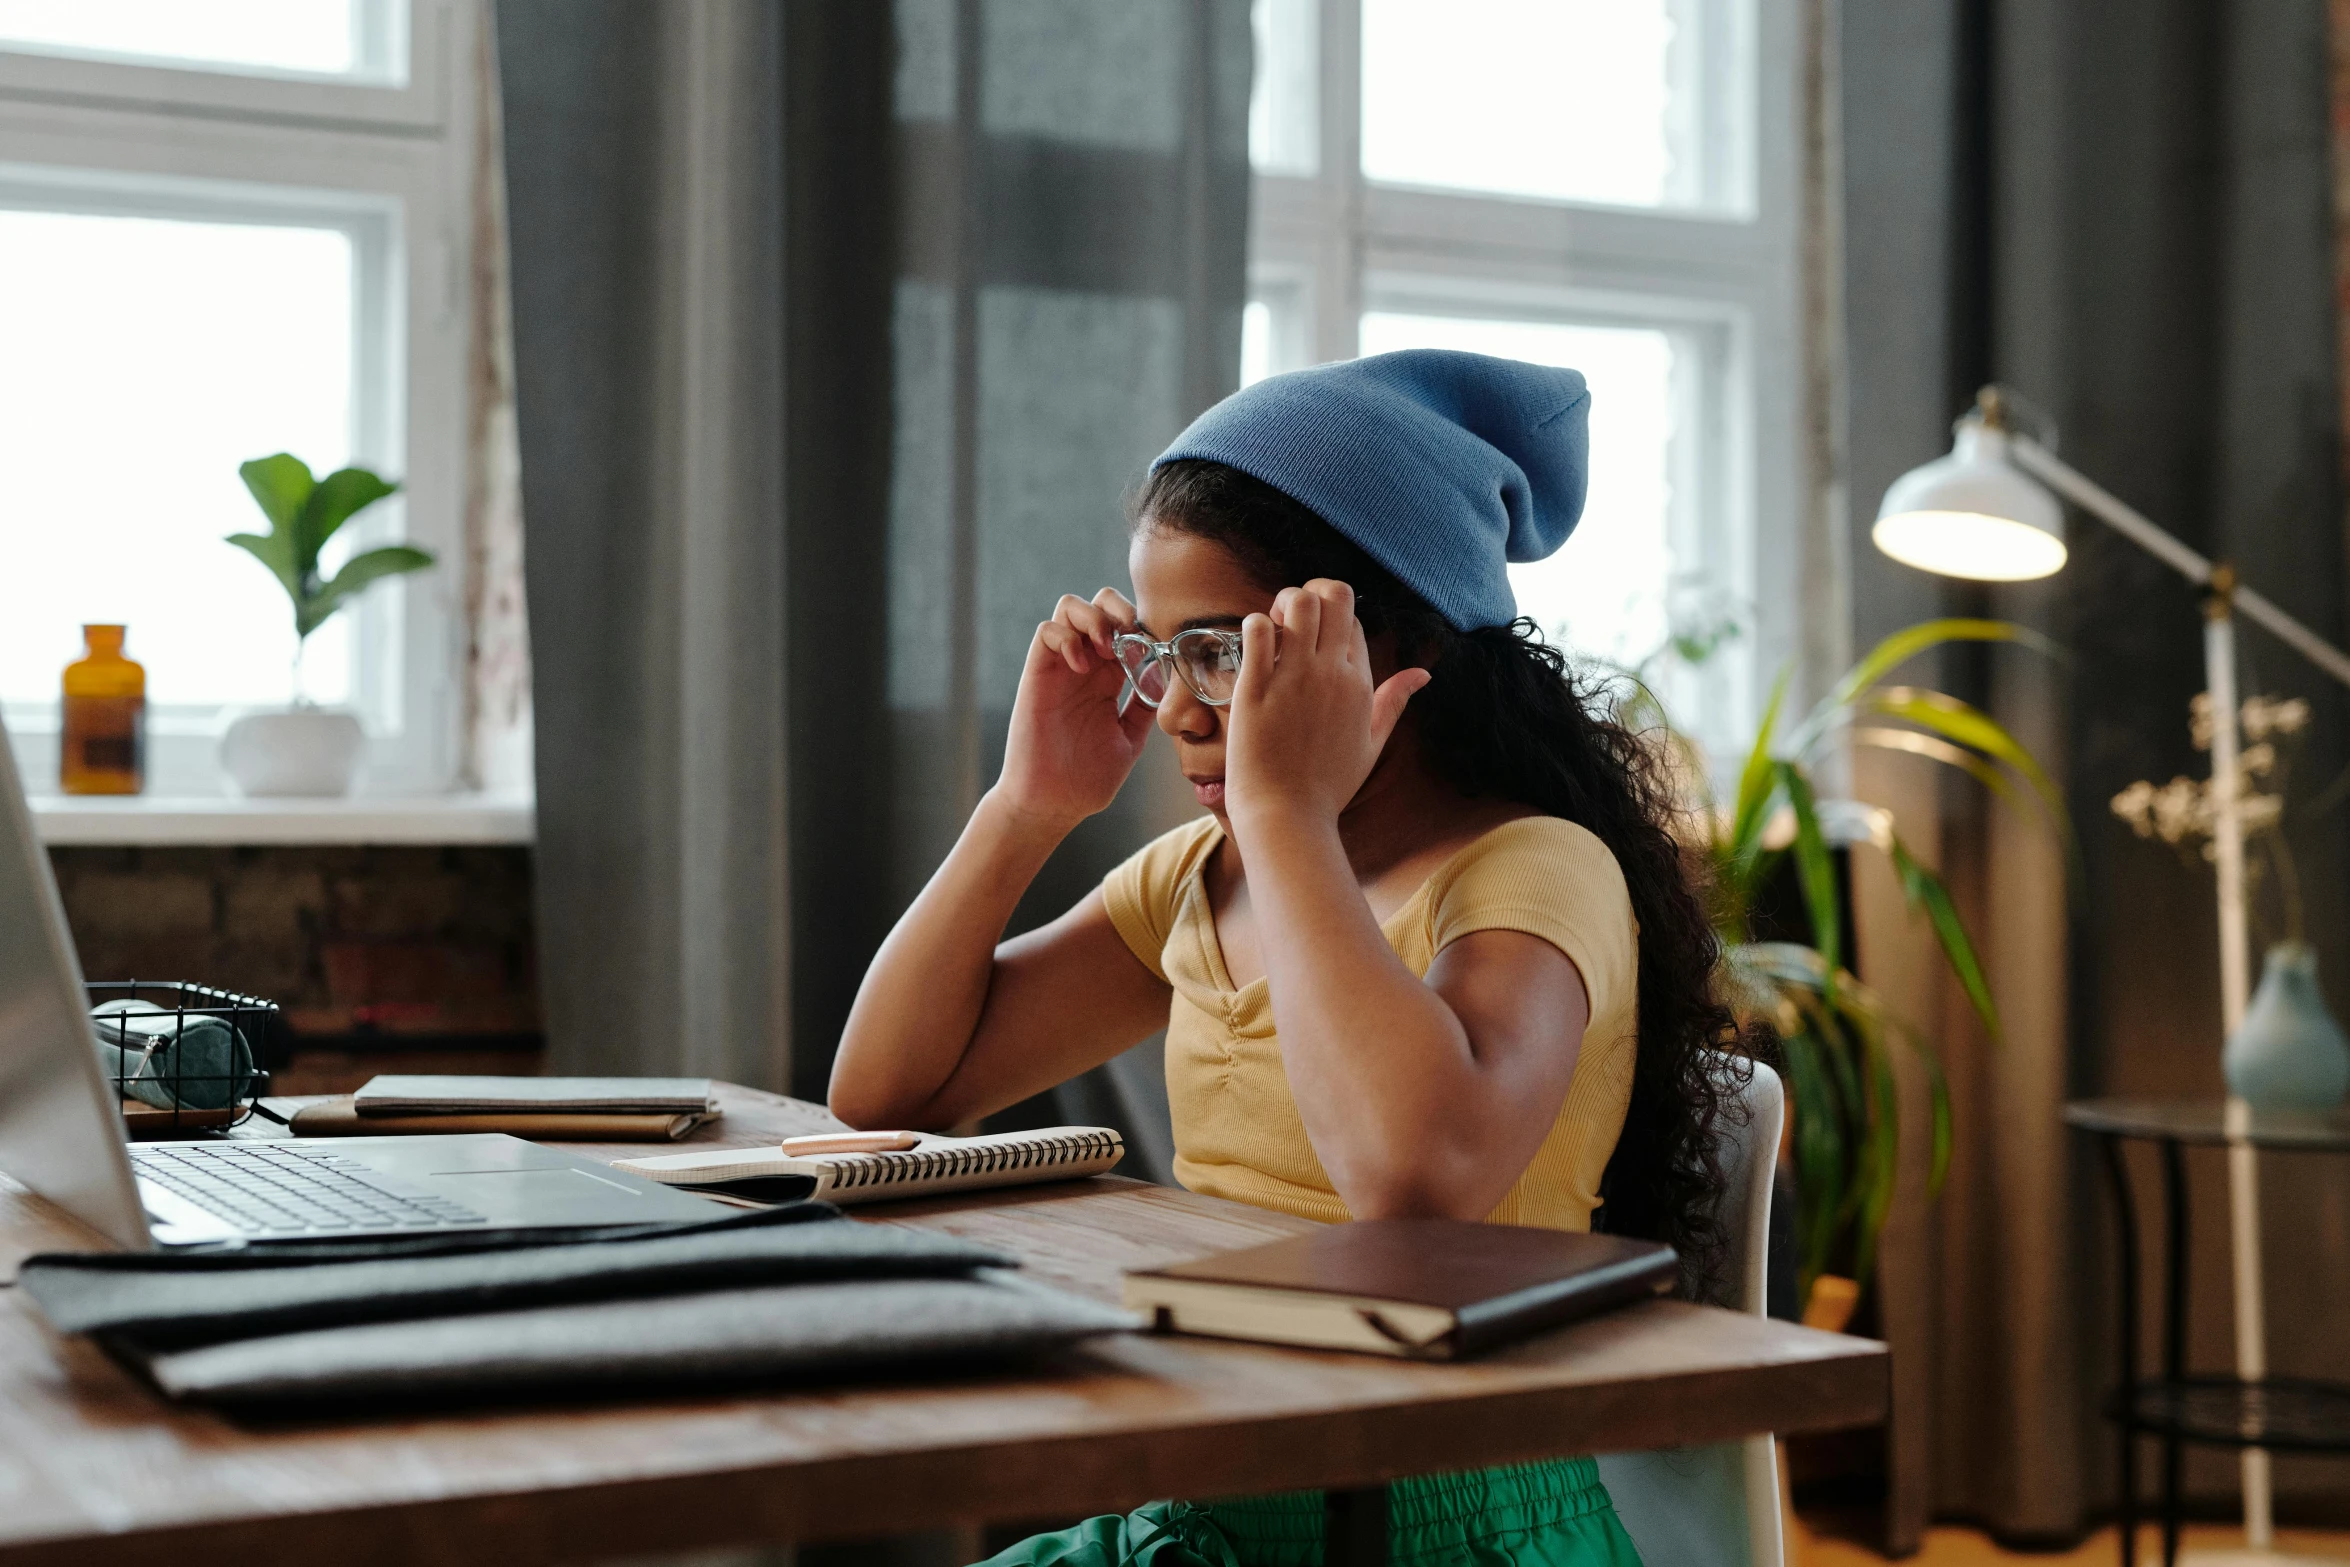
1872, 424, 2067, 581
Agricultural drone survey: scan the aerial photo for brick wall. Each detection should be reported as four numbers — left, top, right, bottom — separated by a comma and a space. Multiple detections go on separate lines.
47, 845, 544, 1093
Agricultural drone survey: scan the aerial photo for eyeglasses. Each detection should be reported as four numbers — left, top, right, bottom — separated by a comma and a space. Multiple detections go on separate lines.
1112, 629, 1243, 714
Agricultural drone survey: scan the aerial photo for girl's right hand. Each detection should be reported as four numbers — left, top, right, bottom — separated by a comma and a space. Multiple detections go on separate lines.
993, 588, 1156, 828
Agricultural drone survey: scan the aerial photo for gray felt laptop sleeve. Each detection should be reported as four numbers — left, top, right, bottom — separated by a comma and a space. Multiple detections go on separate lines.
113, 1272, 1136, 1405
21, 1204, 1137, 1407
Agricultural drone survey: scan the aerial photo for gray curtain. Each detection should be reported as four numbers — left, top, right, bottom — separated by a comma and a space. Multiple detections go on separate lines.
501, 0, 1249, 1176
786, 0, 1250, 1182
1844, 0, 2350, 1546
499, 0, 791, 1090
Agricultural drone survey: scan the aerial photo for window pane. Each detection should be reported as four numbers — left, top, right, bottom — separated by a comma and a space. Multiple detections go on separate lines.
1240, 300, 1275, 387
0, 0, 393, 81
1240, 282, 1309, 386
1249, 0, 1317, 177
1357, 312, 1678, 668
1361, 0, 1730, 209
0, 208, 361, 711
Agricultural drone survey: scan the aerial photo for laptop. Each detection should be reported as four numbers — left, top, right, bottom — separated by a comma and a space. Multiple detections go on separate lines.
0, 717, 724, 1249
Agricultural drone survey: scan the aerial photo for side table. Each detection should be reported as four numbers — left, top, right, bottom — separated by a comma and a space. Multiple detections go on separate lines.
2066, 1100, 2350, 1567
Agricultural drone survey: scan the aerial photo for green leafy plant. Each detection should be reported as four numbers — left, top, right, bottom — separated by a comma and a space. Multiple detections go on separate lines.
1624, 619, 2067, 1306
230, 453, 432, 694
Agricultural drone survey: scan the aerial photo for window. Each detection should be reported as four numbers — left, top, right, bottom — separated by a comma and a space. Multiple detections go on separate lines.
1247, 0, 1800, 767
0, 0, 403, 81
0, 0, 474, 795
1357, 312, 1686, 666
1359, 0, 1744, 210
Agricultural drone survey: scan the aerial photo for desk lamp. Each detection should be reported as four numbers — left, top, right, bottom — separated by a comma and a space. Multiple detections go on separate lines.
1876, 387, 2350, 1563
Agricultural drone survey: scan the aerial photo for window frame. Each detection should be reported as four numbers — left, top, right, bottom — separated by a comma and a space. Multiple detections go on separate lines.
0, 0, 476, 798
0, 0, 446, 128
1248, 0, 1808, 764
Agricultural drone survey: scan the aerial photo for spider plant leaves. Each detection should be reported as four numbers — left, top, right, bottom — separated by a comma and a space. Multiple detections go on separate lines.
1669, 617, 2061, 1301
1775, 1019, 1848, 1290
1788, 617, 2060, 758
1866, 683, 2084, 887
1736, 944, 1864, 1129
1863, 686, 2065, 824
1919, 1028, 1954, 1197
1784, 983, 1897, 1290
1851, 1015, 1901, 1286
1728, 671, 1791, 876
1740, 942, 1936, 1294
1851, 724, 2021, 809
1720, 943, 1802, 1035
1777, 760, 1843, 984
1889, 834, 2001, 1045
1726, 938, 1832, 989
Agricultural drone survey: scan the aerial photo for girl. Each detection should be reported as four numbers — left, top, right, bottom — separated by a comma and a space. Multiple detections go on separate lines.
830, 350, 1744, 1567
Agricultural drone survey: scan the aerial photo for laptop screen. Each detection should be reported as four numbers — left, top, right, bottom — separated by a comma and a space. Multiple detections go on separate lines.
0, 711, 149, 1249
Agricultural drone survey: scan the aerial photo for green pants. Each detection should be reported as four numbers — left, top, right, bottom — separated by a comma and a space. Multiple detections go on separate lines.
973, 1457, 1643, 1567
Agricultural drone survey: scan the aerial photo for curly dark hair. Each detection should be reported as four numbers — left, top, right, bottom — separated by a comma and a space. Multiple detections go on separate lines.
1133, 457, 1757, 1300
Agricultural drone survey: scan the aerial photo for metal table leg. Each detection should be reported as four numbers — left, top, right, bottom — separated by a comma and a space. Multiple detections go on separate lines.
1325, 1485, 1387, 1566
2101, 1134, 2143, 1567
2161, 1138, 2189, 1567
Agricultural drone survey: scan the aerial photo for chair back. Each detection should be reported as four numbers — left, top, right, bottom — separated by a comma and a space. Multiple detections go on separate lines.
1594, 1055, 1787, 1567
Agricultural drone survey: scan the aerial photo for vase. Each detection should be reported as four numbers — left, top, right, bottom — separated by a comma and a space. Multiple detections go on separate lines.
219, 707, 366, 797
2223, 941, 2350, 1110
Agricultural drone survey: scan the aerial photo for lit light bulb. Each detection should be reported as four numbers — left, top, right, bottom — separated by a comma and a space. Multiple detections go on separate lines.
1873, 423, 2066, 582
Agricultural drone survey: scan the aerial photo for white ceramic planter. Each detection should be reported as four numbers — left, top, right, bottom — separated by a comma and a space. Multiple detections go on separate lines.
219, 708, 367, 797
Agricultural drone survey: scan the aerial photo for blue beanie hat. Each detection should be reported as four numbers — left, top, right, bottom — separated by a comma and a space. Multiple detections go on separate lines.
1151, 349, 1589, 631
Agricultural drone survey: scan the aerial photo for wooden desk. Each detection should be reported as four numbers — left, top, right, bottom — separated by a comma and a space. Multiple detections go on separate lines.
0, 1086, 1886, 1565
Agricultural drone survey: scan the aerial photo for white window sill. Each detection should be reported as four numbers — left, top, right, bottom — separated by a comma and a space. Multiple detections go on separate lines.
29, 793, 535, 847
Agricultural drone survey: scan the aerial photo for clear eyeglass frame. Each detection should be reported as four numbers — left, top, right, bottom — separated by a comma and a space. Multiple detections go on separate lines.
1111, 628, 1244, 714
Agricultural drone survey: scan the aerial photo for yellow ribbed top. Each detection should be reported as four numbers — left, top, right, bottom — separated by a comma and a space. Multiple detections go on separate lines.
1101, 814, 1638, 1231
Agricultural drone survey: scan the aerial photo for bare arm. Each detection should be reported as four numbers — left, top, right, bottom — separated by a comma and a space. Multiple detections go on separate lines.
829, 801, 1170, 1129
1243, 814, 1589, 1218
829, 589, 1172, 1129
1225, 581, 1588, 1219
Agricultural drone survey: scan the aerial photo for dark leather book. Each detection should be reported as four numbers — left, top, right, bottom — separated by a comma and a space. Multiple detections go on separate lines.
1123, 1218, 1677, 1360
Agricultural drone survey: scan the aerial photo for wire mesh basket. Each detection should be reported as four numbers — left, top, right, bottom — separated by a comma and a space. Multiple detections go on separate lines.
85, 981, 277, 1134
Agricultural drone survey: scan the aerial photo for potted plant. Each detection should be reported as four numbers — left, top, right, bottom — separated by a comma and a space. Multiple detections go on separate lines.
1620, 618, 2067, 1323
218, 453, 433, 796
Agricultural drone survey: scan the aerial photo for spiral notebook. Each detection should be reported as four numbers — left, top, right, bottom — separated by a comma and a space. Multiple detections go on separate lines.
612, 1126, 1124, 1206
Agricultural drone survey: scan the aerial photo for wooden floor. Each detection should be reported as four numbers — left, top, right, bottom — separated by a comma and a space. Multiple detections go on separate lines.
1796, 1517, 2350, 1563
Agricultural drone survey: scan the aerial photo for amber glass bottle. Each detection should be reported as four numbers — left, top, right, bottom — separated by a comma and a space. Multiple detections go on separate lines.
61, 625, 145, 795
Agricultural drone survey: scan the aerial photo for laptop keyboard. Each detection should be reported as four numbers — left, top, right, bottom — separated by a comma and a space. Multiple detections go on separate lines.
130, 1142, 488, 1234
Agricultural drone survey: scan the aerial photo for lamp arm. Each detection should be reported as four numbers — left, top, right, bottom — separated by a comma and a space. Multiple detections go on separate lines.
2007, 434, 2215, 584
2231, 584, 2350, 694
2009, 433, 2350, 692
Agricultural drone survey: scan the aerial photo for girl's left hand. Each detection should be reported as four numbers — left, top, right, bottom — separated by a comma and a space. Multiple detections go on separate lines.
1224, 579, 1431, 831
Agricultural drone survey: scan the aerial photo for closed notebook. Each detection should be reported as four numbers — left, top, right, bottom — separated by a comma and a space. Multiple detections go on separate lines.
352, 1075, 719, 1116
1122, 1217, 1677, 1360
615, 1126, 1122, 1206
278, 1096, 712, 1142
